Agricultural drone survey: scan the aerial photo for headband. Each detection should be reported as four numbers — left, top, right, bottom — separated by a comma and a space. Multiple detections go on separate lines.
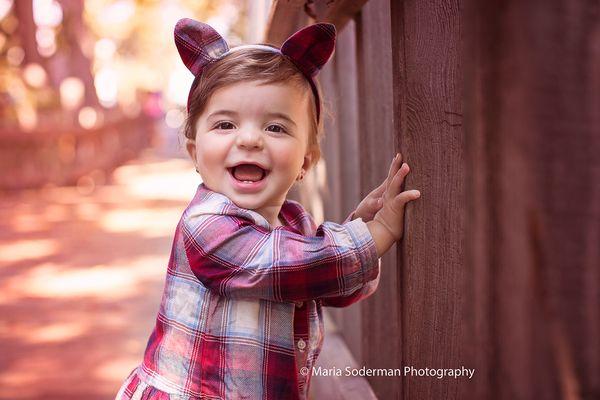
174, 18, 336, 122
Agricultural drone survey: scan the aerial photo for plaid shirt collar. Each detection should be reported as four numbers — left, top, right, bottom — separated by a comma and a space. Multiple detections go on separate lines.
193, 182, 307, 234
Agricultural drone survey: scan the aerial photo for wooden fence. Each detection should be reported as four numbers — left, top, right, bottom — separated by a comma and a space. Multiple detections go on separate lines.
0, 113, 156, 190
266, 0, 599, 399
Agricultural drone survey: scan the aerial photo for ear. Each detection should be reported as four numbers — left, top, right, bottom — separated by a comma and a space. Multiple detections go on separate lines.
185, 138, 198, 166
281, 23, 336, 78
301, 151, 313, 172
174, 18, 229, 76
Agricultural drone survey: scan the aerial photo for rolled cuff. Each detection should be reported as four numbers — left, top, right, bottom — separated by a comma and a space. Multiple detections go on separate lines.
344, 217, 380, 285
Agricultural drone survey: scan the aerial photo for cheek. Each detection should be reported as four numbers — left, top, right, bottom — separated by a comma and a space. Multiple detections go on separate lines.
271, 142, 305, 172
196, 143, 226, 170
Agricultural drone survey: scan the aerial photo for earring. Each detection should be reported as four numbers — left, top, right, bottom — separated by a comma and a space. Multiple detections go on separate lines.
297, 169, 305, 181
195, 167, 199, 174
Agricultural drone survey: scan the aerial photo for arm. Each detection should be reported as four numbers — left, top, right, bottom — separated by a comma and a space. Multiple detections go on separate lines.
321, 211, 381, 307
320, 152, 422, 306
182, 208, 379, 303
321, 259, 381, 307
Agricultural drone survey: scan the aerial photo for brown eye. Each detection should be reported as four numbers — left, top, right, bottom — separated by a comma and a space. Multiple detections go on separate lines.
215, 121, 235, 130
266, 124, 286, 133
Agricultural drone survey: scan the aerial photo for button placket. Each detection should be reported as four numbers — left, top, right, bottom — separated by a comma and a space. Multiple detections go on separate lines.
297, 338, 306, 352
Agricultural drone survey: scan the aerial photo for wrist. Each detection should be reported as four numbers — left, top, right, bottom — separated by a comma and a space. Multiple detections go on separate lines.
373, 212, 401, 241
367, 218, 397, 257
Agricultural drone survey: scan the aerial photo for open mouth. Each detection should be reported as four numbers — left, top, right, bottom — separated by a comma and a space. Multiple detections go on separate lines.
227, 163, 270, 184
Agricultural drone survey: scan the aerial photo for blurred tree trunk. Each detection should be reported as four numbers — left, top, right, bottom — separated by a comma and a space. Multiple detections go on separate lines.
12, 0, 42, 65
55, 0, 99, 107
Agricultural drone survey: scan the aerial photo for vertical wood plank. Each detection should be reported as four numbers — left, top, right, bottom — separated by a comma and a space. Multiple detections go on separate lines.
464, 1, 600, 399
393, 0, 467, 399
319, 41, 345, 330
332, 19, 366, 362
355, 0, 401, 398
320, 62, 343, 225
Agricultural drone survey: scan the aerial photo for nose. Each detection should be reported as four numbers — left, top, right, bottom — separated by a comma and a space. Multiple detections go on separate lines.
235, 128, 263, 150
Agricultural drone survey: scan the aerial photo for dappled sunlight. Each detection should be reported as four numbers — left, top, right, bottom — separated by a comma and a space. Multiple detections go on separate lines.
99, 208, 183, 236
94, 356, 143, 381
2, 255, 165, 301
74, 201, 102, 221
9, 213, 52, 233
114, 157, 199, 201
22, 321, 87, 344
0, 149, 197, 399
42, 204, 70, 223
0, 239, 58, 264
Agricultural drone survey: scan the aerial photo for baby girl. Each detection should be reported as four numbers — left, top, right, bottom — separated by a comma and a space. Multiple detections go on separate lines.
115, 18, 420, 400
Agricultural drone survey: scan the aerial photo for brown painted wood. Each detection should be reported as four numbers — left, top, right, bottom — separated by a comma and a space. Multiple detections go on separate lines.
390, 0, 467, 399
318, 38, 346, 331
331, 19, 367, 363
264, 0, 599, 398
464, 1, 600, 399
313, 0, 369, 32
320, 56, 343, 224
355, 0, 402, 398
264, 0, 307, 46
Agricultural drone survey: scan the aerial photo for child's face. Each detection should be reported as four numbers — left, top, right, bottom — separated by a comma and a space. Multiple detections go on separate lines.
187, 80, 313, 216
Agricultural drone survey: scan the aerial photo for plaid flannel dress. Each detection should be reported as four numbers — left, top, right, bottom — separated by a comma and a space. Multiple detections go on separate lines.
116, 183, 380, 400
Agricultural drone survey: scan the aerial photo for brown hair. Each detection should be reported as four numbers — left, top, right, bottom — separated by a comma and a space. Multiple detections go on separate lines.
182, 47, 326, 168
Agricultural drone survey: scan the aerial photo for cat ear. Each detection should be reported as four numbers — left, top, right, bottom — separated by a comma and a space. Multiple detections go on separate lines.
174, 18, 229, 76
281, 23, 336, 78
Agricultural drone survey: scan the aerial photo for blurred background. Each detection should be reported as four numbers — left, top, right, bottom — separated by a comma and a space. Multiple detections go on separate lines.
0, 0, 256, 192
0, 1, 268, 399
1, 0, 598, 399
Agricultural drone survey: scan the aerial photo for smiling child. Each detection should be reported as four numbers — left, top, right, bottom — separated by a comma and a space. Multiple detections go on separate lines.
115, 18, 420, 400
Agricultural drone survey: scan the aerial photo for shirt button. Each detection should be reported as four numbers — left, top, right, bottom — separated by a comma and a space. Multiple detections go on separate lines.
297, 338, 306, 351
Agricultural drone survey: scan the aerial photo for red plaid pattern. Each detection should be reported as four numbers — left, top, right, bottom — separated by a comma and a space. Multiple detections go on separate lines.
174, 19, 336, 121
115, 183, 380, 400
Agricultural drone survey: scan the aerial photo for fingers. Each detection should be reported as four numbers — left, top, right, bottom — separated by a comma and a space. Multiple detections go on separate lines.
387, 162, 410, 197
392, 190, 421, 209
371, 179, 387, 197
384, 153, 403, 196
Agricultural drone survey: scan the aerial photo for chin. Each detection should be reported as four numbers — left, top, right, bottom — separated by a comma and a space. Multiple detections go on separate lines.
226, 193, 265, 210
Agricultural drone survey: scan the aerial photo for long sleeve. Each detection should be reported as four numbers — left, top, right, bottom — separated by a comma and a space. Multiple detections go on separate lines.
320, 210, 382, 307
181, 203, 379, 303
320, 261, 381, 307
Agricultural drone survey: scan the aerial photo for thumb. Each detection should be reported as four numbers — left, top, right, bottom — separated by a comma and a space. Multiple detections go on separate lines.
392, 190, 421, 210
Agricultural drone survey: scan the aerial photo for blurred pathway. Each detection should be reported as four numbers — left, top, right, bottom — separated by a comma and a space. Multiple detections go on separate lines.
0, 144, 198, 399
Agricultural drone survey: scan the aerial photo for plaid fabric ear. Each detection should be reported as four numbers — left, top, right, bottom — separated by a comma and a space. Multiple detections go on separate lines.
281, 23, 336, 79
174, 19, 336, 120
174, 18, 229, 76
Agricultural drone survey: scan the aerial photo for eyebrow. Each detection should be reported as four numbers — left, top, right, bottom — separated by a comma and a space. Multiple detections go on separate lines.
207, 109, 297, 127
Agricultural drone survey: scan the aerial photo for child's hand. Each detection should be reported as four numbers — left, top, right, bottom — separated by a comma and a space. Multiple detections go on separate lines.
353, 178, 387, 222
372, 153, 420, 241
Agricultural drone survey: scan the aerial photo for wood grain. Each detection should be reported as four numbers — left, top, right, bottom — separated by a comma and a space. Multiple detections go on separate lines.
464, 1, 600, 399
355, 0, 403, 398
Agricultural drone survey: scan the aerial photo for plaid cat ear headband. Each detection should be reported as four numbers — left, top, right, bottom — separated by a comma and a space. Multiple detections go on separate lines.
174, 18, 336, 122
